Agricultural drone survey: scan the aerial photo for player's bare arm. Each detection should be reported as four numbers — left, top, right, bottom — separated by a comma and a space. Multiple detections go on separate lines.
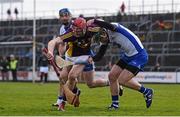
47, 37, 63, 60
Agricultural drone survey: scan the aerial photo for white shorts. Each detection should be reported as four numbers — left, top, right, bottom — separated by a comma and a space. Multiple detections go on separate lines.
40, 66, 49, 73
65, 54, 89, 64
65, 54, 95, 71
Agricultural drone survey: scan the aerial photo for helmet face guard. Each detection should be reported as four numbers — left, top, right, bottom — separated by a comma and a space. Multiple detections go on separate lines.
72, 18, 87, 37
72, 26, 86, 37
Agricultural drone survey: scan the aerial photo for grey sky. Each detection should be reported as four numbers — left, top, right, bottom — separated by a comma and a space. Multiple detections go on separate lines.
1, 0, 180, 19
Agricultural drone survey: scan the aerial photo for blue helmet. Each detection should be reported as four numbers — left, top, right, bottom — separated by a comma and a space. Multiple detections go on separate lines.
59, 8, 71, 16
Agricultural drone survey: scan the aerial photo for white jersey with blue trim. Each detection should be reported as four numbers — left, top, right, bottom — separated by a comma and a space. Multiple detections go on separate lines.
59, 25, 67, 35
59, 21, 72, 35
109, 23, 144, 57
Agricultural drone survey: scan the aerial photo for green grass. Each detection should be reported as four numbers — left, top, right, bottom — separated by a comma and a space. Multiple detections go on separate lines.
0, 82, 180, 116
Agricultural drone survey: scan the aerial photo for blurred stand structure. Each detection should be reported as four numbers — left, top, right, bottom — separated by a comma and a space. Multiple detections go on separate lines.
0, 0, 180, 20
0, 0, 180, 82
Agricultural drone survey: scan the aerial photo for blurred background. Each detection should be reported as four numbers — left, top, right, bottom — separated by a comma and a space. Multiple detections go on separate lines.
0, 0, 180, 83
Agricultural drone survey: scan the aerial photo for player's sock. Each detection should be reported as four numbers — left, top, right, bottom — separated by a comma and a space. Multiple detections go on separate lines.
139, 85, 149, 94
108, 95, 119, 109
61, 94, 67, 101
58, 96, 64, 102
112, 95, 119, 107
52, 96, 64, 106
58, 96, 63, 100
57, 96, 66, 111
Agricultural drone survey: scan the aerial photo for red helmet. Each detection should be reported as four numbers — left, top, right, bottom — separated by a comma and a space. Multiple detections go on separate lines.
72, 17, 87, 37
73, 17, 86, 29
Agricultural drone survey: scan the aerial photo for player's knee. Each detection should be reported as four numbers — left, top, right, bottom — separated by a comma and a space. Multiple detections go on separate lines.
108, 71, 117, 83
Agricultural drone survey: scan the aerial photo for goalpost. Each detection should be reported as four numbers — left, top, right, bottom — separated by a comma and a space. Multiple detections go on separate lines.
32, 0, 36, 83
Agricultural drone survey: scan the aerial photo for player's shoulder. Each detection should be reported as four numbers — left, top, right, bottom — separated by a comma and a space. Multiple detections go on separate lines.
111, 22, 126, 29
59, 23, 72, 34
87, 18, 104, 32
60, 29, 73, 40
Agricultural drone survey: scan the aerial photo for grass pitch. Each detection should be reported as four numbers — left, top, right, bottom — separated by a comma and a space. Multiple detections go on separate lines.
0, 82, 180, 116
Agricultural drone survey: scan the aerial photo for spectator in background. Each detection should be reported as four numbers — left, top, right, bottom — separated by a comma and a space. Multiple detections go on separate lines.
156, 19, 165, 30
38, 52, 49, 83
14, 7, 19, 19
9, 54, 18, 82
120, 2, 126, 15
152, 62, 161, 71
7, 8, 12, 20
0, 56, 9, 81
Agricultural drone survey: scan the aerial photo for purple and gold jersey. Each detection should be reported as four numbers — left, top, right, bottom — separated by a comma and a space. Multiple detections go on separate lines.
59, 26, 100, 57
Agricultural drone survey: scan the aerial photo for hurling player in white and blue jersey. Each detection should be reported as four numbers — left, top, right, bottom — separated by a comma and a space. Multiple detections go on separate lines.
58, 8, 72, 56
88, 19, 153, 110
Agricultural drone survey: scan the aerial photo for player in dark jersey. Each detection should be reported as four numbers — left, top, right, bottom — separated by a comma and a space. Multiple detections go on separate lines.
47, 17, 112, 110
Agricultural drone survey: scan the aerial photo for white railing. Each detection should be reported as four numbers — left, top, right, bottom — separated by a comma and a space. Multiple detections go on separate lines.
1, 1, 180, 21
